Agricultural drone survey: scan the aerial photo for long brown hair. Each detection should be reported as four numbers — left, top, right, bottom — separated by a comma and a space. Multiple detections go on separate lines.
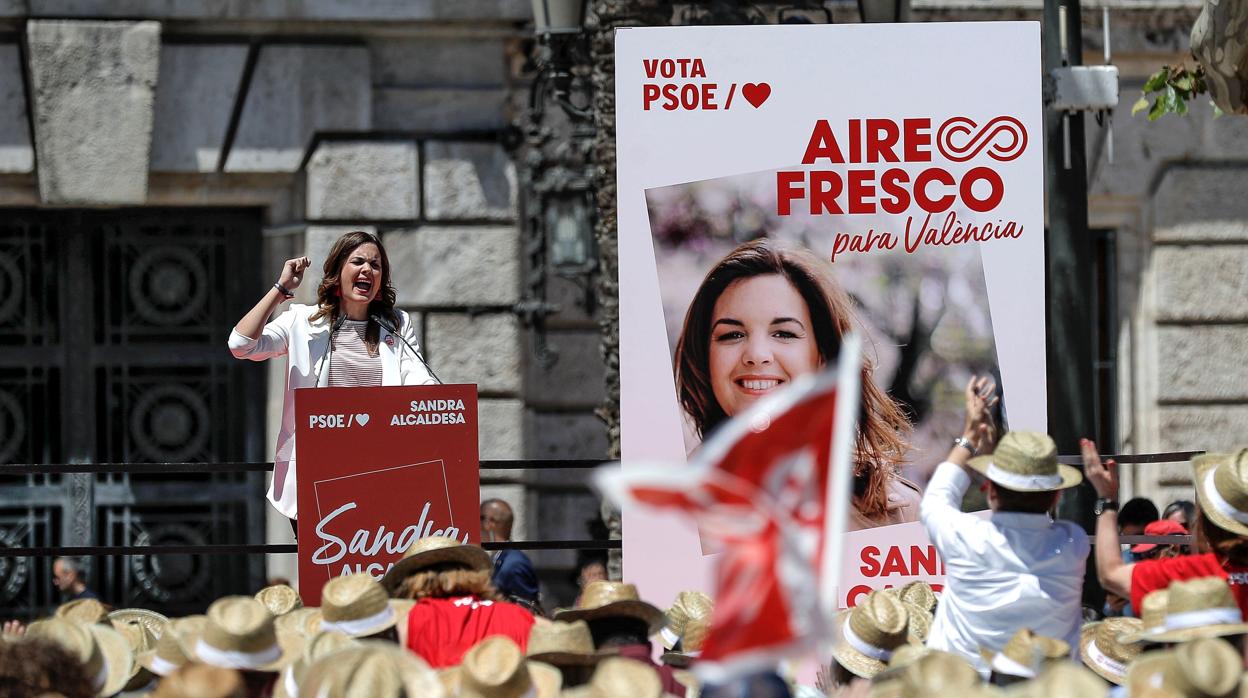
673, 239, 911, 517
1197, 506, 1248, 567
308, 231, 400, 353
394, 567, 501, 601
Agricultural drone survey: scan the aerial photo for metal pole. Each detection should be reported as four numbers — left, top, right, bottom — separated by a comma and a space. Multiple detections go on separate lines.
1044, 0, 1100, 602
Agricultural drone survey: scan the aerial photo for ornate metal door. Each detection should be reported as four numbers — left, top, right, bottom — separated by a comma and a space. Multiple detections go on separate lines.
0, 209, 266, 617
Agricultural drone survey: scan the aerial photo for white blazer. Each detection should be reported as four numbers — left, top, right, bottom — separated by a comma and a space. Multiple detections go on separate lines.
227, 303, 438, 518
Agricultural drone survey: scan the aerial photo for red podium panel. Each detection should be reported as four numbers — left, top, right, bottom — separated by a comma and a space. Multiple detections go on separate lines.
294, 384, 479, 605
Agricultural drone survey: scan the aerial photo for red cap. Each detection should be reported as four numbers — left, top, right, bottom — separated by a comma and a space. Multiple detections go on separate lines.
1130, 519, 1189, 554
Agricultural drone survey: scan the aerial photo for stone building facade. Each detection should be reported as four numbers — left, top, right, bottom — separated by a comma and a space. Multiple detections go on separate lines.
1070, 1, 1248, 507
0, 1, 607, 604
909, 0, 1248, 507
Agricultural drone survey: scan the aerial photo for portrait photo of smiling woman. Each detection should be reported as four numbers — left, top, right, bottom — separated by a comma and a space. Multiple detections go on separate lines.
647, 167, 1004, 530
673, 239, 919, 529
228, 230, 439, 521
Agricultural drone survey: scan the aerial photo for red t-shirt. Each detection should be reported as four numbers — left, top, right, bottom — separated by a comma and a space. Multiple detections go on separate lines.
1131, 552, 1248, 618
405, 595, 535, 668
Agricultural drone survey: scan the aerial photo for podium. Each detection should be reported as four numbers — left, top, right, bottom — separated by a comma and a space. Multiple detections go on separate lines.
294, 384, 480, 605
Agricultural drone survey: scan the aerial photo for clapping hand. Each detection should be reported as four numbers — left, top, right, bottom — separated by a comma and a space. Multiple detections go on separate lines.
279, 257, 312, 291
963, 375, 999, 454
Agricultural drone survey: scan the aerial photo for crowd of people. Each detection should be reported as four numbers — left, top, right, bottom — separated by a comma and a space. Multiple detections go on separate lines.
5, 378, 1248, 696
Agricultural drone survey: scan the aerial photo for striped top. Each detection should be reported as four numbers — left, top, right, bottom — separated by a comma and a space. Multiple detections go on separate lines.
328, 319, 383, 387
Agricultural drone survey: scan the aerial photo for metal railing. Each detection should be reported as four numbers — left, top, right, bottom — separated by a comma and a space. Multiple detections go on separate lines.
0, 449, 1208, 557
0, 459, 618, 558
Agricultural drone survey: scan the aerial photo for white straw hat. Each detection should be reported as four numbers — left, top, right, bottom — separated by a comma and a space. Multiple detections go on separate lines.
967, 431, 1082, 491
1194, 449, 1248, 537
1141, 577, 1248, 644
305, 573, 398, 638
831, 591, 913, 678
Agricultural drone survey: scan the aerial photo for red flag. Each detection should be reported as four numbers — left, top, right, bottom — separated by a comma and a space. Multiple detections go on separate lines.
596, 335, 862, 680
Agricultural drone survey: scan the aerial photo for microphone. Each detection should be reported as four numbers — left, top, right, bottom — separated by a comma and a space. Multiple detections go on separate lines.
371, 313, 442, 384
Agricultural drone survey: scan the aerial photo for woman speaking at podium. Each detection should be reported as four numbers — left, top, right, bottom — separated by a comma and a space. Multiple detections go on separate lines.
229, 230, 438, 521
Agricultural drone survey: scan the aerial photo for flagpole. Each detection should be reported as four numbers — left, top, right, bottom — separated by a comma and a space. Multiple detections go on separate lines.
819, 333, 862, 631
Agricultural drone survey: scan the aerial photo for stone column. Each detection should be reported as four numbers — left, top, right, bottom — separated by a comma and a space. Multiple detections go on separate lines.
1138, 166, 1248, 504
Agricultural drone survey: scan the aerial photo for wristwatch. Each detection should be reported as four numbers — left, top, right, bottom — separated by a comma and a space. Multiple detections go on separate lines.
952, 436, 977, 456
1094, 498, 1119, 516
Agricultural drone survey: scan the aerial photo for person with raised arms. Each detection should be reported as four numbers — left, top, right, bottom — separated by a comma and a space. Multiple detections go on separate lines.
1085, 443, 1248, 620
920, 377, 1088, 674
229, 230, 438, 522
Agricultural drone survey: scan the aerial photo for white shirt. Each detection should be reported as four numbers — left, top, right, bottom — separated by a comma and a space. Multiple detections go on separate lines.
920, 462, 1089, 673
227, 304, 437, 518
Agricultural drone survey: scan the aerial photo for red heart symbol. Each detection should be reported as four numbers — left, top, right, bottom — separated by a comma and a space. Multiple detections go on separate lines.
742, 82, 771, 108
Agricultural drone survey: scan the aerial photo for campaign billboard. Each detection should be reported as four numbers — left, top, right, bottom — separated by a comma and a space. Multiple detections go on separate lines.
615, 22, 1045, 610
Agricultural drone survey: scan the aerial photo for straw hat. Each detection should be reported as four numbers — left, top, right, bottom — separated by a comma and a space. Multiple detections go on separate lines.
304, 573, 398, 638
138, 616, 202, 677
527, 620, 609, 667
255, 584, 303, 617
562, 657, 669, 698
980, 628, 1070, 679
445, 636, 562, 698
185, 596, 299, 672
893, 581, 938, 614
659, 591, 713, 650
112, 616, 160, 691
152, 662, 245, 698
56, 598, 109, 625
661, 616, 708, 668
967, 431, 1082, 491
901, 602, 932, 644
1126, 637, 1241, 698
884, 644, 935, 671
274, 630, 359, 698
868, 645, 933, 698
873, 649, 980, 698
1080, 618, 1143, 685
554, 581, 666, 635
1013, 662, 1108, 698
380, 535, 492, 592
832, 590, 913, 678
108, 607, 169, 639
1194, 449, 1248, 537
1120, 590, 1169, 645
1141, 577, 1248, 643
276, 606, 319, 638
298, 641, 447, 697
27, 617, 134, 698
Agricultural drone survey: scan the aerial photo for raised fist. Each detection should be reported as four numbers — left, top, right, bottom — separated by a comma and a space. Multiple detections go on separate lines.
279, 257, 312, 291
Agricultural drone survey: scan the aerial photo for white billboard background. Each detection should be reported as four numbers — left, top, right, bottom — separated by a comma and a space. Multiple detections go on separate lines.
616, 22, 1045, 620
